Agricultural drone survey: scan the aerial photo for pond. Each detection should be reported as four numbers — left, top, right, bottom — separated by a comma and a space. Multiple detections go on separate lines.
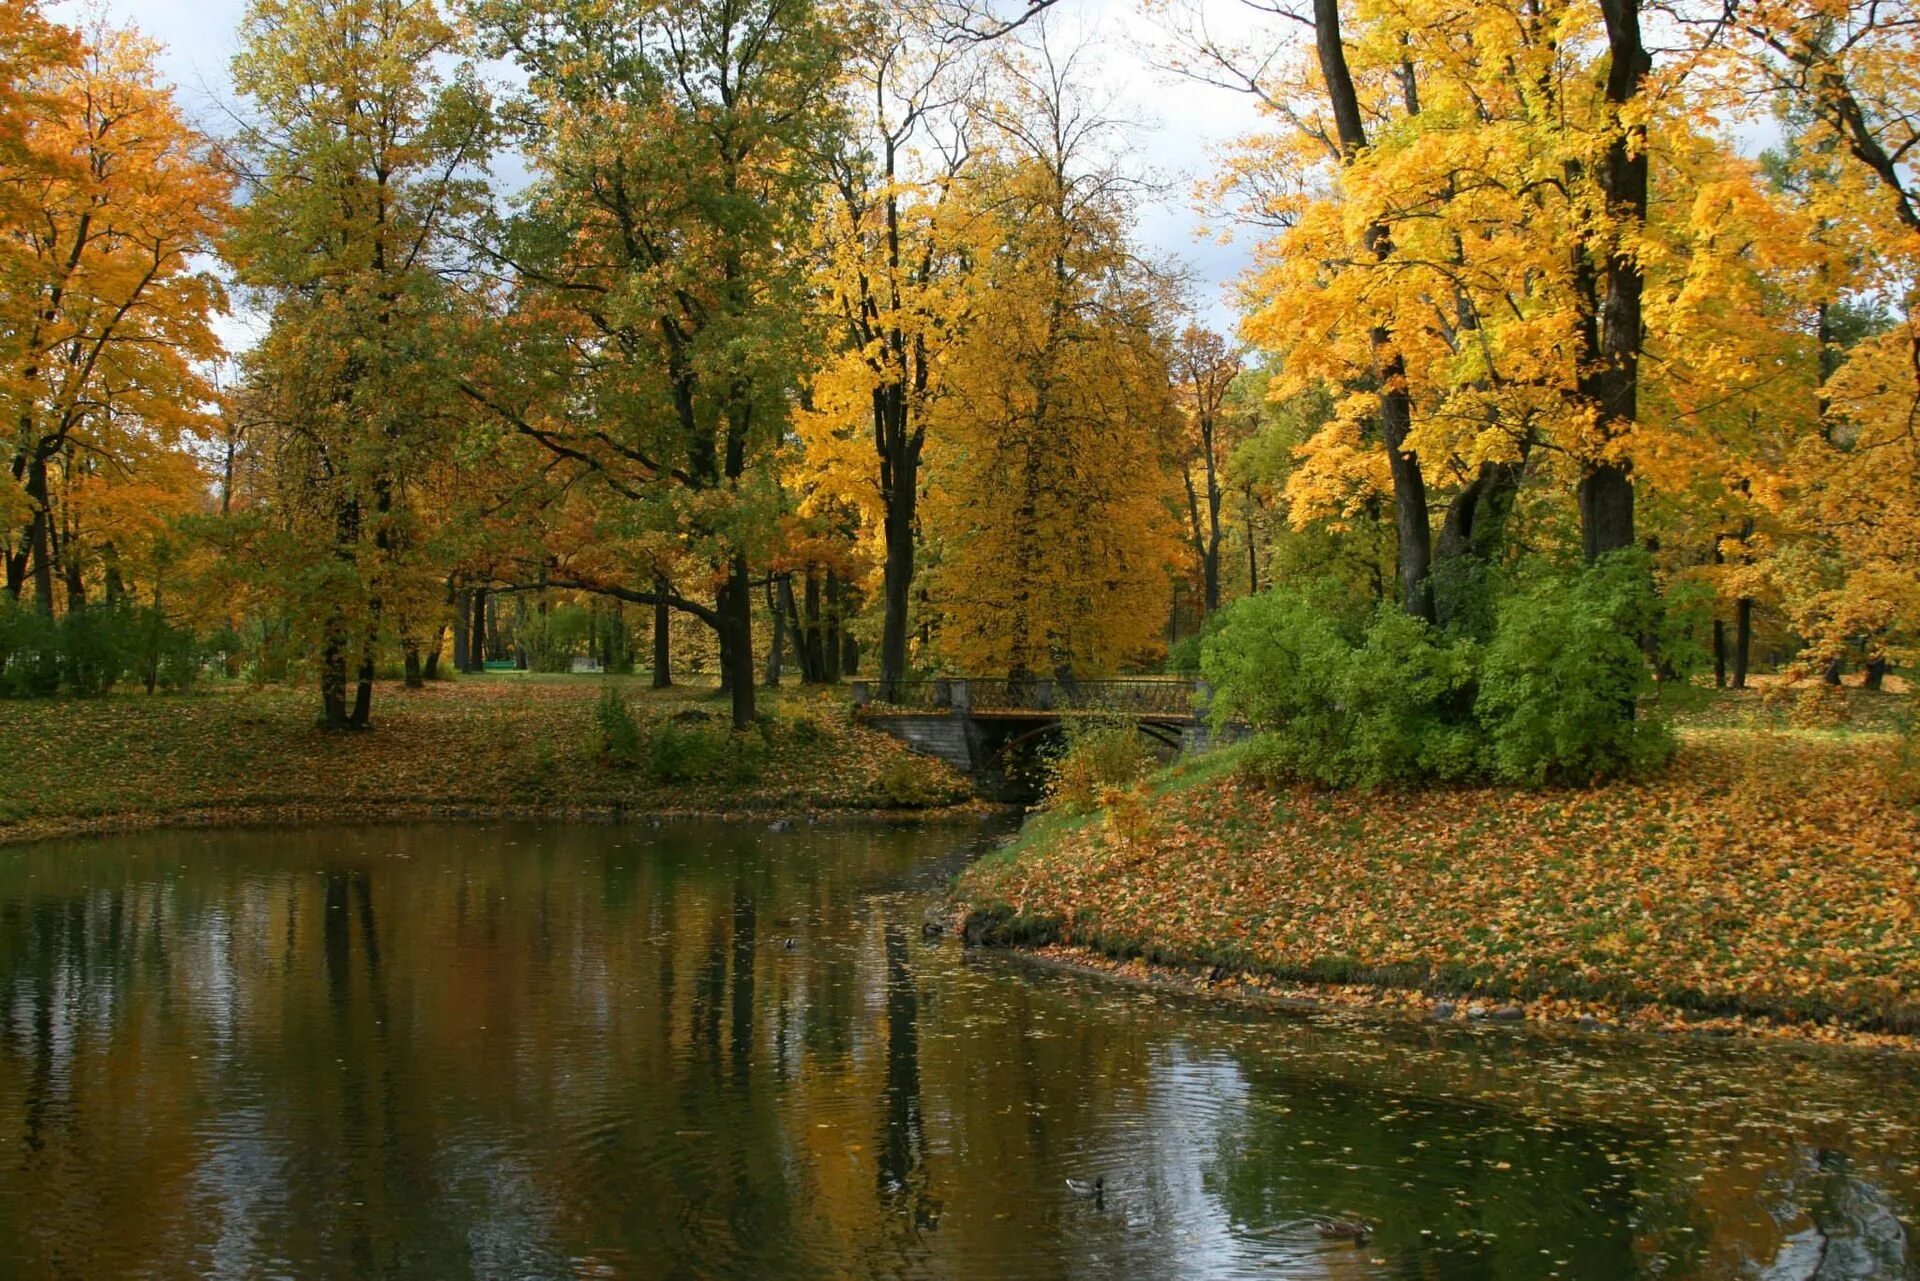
0, 820, 1914, 1279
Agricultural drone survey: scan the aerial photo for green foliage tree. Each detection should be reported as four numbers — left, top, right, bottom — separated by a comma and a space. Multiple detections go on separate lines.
228, 0, 491, 727
468, 0, 848, 730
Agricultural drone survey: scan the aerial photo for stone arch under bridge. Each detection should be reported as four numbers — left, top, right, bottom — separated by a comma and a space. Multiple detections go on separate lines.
851, 677, 1236, 801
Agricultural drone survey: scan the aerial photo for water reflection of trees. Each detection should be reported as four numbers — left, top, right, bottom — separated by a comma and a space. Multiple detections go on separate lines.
0, 824, 1916, 1278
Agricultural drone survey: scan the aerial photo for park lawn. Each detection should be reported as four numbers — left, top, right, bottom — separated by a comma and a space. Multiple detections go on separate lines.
959, 696, 1920, 1041
0, 674, 971, 843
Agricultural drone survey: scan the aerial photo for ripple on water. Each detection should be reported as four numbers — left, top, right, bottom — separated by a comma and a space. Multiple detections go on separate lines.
0, 820, 1915, 1280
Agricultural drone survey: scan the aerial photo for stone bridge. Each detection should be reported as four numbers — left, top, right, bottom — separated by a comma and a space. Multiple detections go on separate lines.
851, 677, 1226, 799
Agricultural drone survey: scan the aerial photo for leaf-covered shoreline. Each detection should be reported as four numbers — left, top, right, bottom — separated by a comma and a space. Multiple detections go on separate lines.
959, 725, 1920, 1046
0, 677, 974, 846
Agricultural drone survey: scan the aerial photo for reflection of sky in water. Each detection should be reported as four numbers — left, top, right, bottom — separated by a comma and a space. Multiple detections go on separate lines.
0, 821, 1913, 1280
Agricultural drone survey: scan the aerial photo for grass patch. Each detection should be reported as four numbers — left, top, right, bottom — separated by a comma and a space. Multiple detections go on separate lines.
0, 675, 972, 841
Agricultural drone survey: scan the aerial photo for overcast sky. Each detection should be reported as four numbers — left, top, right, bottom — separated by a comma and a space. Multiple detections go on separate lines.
82, 0, 1270, 347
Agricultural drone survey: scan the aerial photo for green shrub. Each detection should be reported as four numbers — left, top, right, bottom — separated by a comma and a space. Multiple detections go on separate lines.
593, 685, 643, 767
790, 715, 825, 746
1203, 589, 1476, 787
1203, 555, 1679, 789
0, 600, 60, 696
1474, 553, 1675, 784
0, 601, 202, 697
646, 721, 763, 785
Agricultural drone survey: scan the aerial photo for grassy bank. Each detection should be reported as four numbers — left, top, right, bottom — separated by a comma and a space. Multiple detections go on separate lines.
0, 675, 973, 844
959, 688, 1920, 1044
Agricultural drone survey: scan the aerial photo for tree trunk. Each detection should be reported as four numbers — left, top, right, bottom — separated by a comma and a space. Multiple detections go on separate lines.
1576, 0, 1650, 561
1312, 0, 1434, 622
24, 457, 56, 617
652, 575, 672, 688
764, 577, 785, 687
879, 444, 916, 701
780, 574, 814, 683
1822, 657, 1844, 687
403, 640, 424, 689
320, 627, 351, 729
452, 587, 470, 672
823, 570, 842, 683
799, 569, 825, 683
1733, 597, 1753, 689
719, 554, 755, 730
423, 625, 444, 681
1245, 482, 1261, 596
1713, 619, 1727, 688
1864, 657, 1888, 691
1433, 458, 1522, 627
350, 647, 374, 727
471, 587, 488, 670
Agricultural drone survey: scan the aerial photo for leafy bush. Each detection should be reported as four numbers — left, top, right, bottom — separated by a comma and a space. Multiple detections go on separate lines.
1203, 589, 1477, 787
880, 755, 961, 808
1203, 555, 1679, 789
1044, 716, 1160, 812
0, 601, 60, 696
1474, 553, 1675, 783
646, 720, 763, 785
593, 685, 642, 767
0, 601, 201, 697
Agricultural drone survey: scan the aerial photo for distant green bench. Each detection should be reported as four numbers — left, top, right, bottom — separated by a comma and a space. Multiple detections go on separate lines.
482, 660, 519, 672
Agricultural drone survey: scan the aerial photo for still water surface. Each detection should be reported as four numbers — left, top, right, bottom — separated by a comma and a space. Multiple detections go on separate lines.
0, 820, 1915, 1279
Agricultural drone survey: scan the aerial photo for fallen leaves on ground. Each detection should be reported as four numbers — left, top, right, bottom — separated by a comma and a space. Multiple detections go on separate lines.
961, 724, 1920, 1042
0, 676, 972, 842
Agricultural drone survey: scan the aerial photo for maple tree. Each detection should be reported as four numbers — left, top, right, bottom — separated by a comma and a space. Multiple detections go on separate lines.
2, 20, 226, 618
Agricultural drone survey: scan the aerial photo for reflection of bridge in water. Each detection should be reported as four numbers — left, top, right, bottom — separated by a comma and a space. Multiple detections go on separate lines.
852, 677, 1226, 797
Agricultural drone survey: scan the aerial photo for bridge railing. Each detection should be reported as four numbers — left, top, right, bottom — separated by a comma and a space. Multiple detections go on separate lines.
854, 676, 1204, 718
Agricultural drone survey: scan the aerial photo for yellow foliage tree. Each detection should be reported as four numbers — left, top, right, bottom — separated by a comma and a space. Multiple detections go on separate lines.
2, 20, 227, 615
921, 39, 1183, 679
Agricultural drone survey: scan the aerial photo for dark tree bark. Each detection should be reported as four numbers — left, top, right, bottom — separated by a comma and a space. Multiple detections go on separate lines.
1433, 458, 1522, 627
471, 587, 488, 670
24, 457, 56, 616
1312, 0, 1434, 621
351, 647, 374, 727
1575, 0, 1650, 561
402, 641, 424, 689
764, 576, 785, 686
652, 574, 672, 689
823, 570, 842, 683
451, 586, 471, 673
1713, 619, 1728, 688
423, 625, 444, 681
1823, 657, 1844, 687
718, 554, 755, 729
1245, 482, 1261, 596
1864, 657, 1888, 691
1733, 597, 1753, 689
320, 629, 351, 728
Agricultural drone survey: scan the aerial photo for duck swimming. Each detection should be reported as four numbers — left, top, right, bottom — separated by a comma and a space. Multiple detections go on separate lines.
1315, 1217, 1372, 1244
1065, 1176, 1105, 1206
